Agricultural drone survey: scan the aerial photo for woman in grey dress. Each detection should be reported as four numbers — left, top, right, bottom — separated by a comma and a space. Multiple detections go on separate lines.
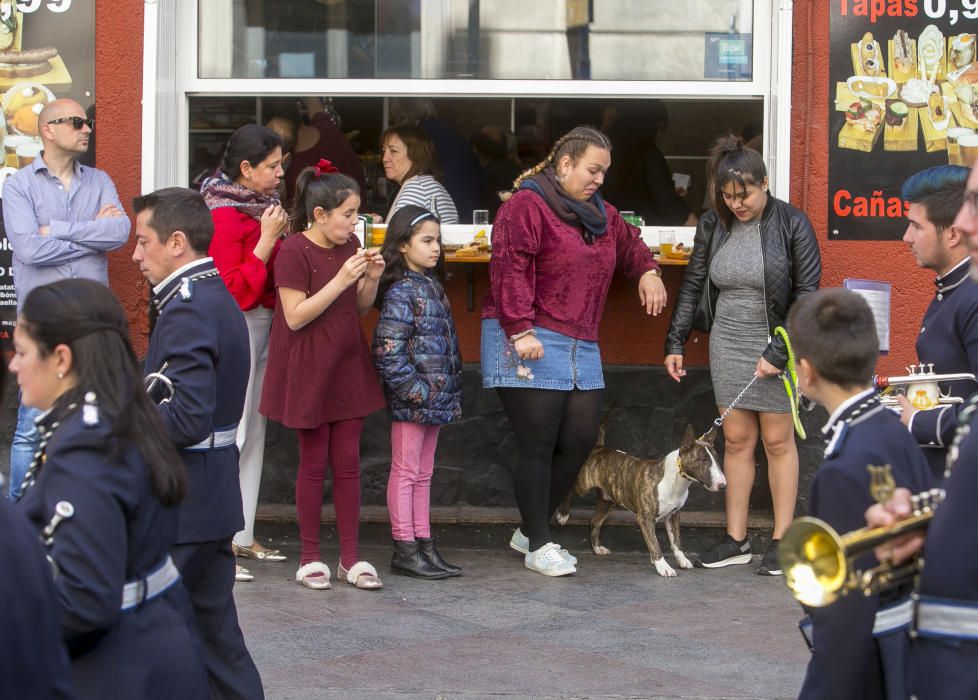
664, 135, 821, 576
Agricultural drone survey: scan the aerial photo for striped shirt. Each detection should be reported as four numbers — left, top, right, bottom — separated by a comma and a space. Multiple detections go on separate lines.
387, 174, 459, 224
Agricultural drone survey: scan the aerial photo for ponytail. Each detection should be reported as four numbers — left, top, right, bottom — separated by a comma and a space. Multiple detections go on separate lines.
707, 133, 767, 229
290, 168, 359, 232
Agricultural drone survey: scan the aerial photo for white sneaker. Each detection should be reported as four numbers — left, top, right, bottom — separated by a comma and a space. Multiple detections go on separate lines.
525, 543, 576, 577
510, 528, 578, 565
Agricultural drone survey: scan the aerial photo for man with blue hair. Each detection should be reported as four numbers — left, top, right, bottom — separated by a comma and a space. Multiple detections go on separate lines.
898, 164, 978, 478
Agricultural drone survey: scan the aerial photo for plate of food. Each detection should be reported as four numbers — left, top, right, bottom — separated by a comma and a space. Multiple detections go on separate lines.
951, 63, 978, 125
663, 242, 692, 260
2, 82, 54, 136
900, 78, 938, 107
847, 75, 896, 100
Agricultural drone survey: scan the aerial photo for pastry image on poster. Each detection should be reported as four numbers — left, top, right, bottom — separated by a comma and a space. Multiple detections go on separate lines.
829, 7, 978, 240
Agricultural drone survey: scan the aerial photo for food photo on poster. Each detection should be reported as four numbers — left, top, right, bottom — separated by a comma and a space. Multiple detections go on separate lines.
829, 0, 978, 240
0, 0, 93, 356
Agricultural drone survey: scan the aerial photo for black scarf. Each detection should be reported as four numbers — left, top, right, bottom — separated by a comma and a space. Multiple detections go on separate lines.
519, 168, 608, 244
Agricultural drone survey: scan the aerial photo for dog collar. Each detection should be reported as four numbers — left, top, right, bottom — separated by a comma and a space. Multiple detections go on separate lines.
676, 456, 694, 482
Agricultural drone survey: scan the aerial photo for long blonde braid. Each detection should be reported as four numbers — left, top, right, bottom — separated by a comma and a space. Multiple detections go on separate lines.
512, 126, 612, 190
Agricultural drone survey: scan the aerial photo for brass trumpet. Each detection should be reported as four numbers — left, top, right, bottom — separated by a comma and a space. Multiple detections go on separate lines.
144, 361, 174, 405
779, 488, 944, 607
874, 364, 976, 410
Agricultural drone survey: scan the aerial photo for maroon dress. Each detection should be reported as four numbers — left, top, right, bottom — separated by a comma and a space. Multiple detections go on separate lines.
260, 233, 385, 429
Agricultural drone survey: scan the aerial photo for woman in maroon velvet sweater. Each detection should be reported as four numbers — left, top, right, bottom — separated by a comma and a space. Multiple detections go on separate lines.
202, 124, 290, 580
481, 126, 667, 576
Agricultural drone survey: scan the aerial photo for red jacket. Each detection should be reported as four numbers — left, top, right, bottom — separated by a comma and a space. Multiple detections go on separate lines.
208, 207, 280, 311
482, 190, 658, 341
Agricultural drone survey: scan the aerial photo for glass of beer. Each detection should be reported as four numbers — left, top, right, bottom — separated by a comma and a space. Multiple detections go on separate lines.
660, 230, 676, 258
947, 127, 975, 165
959, 133, 978, 168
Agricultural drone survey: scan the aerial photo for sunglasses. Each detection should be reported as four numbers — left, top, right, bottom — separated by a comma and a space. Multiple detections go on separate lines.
46, 116, 94, 130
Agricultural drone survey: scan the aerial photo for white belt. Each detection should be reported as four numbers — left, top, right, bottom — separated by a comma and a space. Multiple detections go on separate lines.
121, 555, 180, 611
799, 597, 913, 650
916, 596, 978, 641
184, 425, 238, 452
874, 598, 913, 636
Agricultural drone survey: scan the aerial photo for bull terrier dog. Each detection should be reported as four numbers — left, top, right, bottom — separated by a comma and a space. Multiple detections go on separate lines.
556, 422, 726, 577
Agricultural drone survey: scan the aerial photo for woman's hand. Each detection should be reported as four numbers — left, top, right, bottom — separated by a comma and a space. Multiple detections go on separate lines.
639, 272, 667, 316
338, 252, 370, 287
755, 356, 782, 378
514, 334, 544, 361
664, 354, 686, 382
260, 204, 289, 242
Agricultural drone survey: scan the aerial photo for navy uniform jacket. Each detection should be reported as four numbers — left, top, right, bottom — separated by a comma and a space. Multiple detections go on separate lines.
17, 404, 209, 699
144, 257, 250, 544
911, 396, 978, 699
912, 260, 978, 475
799, 390, 932, 700
0, 496, 73, 699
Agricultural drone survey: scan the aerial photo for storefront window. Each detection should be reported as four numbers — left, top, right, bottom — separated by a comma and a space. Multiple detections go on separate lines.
198, 0, 754, 82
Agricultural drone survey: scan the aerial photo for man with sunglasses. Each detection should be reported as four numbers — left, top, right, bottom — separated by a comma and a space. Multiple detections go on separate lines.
895, 165, 978, 479
2, 98, 129, 499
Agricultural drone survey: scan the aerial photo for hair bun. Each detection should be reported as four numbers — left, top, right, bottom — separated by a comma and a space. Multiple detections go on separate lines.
713, 133, 746, 157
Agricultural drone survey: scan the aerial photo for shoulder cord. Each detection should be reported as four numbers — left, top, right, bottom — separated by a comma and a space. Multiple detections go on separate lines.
774, 326, 807, 440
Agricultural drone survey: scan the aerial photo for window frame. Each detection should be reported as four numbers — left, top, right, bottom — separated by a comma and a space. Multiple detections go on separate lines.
144, 0, 793, 200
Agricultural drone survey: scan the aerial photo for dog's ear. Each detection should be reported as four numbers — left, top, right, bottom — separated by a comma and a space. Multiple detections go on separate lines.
681, 424, 696, 447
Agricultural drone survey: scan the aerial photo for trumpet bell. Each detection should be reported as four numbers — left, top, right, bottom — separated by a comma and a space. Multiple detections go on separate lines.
779, 517, 848, 607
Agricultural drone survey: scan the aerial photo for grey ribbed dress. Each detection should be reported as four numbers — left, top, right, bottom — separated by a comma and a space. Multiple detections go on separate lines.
708, 219, 790, 413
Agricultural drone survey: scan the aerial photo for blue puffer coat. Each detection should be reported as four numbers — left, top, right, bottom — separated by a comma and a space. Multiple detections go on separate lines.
372, 271, 463, 425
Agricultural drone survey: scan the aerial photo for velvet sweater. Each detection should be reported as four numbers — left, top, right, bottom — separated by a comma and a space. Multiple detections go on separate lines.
481, 189, 658, 341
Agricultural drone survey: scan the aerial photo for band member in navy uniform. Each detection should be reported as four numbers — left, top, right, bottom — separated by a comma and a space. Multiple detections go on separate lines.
867, 159, 978, 700
9, 279, 208, 699
1, 492, 73, 699
133, 188, 263, 699
897, 165, 978, 478
787, 289, 933, 700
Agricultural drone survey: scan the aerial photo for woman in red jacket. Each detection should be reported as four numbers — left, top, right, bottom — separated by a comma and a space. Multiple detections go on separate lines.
202, 124, 290, 580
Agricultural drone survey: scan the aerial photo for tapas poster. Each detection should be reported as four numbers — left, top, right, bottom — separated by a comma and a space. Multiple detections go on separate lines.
0, 0, 94, 354
829, 0, 978, 240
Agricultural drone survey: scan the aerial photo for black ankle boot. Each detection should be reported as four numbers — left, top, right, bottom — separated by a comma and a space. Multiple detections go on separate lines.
391, 540, 449, 579
417, 536, 462, 577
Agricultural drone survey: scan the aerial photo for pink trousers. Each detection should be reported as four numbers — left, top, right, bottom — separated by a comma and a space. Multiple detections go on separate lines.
388, 422, 441, 541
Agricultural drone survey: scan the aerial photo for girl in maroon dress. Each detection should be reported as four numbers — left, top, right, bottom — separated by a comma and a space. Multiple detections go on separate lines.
261, 161, 387, 590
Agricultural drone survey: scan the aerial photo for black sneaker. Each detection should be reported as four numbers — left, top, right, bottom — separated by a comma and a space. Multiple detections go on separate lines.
757, 540, 783, 576
694, 534, 752, 568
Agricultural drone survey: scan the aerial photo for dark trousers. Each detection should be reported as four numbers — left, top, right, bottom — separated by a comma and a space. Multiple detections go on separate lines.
172, 539, 264, 700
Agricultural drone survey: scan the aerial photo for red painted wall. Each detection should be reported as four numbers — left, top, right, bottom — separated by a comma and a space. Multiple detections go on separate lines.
101, 0, 929, 370
791, 0, 931, 376
98, 0, 149, 355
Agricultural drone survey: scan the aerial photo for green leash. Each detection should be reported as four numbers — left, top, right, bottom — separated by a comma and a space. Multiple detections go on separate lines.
774, 326, 806, 439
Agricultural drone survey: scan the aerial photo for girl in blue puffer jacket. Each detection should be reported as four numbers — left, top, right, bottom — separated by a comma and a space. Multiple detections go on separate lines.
373, 205, 463, 579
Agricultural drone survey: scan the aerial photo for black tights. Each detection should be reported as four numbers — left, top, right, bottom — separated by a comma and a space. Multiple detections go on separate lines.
496, 387, 604, 551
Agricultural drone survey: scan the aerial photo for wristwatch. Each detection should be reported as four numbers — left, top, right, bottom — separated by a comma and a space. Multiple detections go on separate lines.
643, 268, 662, 278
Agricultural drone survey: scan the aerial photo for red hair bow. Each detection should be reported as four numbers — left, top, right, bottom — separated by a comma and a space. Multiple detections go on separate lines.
314, 158, 340, 176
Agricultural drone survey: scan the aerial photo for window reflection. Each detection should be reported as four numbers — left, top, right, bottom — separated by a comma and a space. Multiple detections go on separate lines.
198, 0, 754, 81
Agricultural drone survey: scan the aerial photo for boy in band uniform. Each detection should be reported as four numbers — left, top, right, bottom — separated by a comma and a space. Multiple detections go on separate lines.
787, 288, 932, 700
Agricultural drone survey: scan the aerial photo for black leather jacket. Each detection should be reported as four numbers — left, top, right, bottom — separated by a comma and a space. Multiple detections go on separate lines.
665, 195, 821, 370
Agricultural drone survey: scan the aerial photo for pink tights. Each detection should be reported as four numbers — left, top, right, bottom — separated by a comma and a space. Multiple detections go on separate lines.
295, 418, 363, 569
387, 422, 441, 541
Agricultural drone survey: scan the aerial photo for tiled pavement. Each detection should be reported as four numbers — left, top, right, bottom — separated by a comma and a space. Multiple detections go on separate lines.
235, 522, 808, 699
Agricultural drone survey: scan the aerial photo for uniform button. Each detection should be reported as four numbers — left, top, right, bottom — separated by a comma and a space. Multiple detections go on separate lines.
937, 294, 943, 301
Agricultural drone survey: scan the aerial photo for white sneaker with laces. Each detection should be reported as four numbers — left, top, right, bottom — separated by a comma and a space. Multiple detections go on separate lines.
510, 528, 578, 565
525, 542, 576, 576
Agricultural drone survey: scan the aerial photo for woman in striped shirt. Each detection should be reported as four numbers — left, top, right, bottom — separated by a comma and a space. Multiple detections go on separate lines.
382, 124, 460, 224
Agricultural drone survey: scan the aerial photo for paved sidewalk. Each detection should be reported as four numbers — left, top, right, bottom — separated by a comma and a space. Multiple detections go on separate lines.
235, 523, 808, 699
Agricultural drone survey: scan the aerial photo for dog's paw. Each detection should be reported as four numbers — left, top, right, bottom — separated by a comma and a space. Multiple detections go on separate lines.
674, 552, 694, 569
593, 545, 612, 556
555, 512, 569, 526
653, 558, 678, 577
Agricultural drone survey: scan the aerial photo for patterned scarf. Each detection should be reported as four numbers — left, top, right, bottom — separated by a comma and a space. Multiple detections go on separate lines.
200, 171, 280, 220
518, 167, 608, 244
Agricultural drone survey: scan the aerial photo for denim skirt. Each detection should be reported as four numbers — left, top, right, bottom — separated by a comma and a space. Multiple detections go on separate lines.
480, 318, 604, 390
